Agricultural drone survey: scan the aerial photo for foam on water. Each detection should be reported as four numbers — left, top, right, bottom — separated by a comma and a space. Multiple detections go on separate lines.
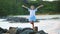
0, 15, 60, 34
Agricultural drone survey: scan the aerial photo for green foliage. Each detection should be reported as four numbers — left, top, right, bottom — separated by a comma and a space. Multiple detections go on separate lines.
0, 0, 60, 16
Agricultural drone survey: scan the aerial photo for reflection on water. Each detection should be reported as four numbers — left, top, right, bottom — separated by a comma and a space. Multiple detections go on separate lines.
0, 15, 60, 34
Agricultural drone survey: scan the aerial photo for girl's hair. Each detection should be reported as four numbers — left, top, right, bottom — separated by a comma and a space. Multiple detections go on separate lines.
30, 5, 34, 6
30, 5, 36, 8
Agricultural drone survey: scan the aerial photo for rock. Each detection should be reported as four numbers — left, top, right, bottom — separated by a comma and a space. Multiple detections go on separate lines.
2, 33, 9, 34
16, 28, 23, 34
6, 17, 39, 23
8, 27, 17, 34
0, 27, 48, 34
0, 27, 8, 33
20, 30, 34, 34
16, 28, 33, 34
22, 28, 33, 32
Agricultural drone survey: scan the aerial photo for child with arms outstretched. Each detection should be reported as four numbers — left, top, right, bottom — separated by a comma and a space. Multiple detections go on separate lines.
22, 5, 43, 29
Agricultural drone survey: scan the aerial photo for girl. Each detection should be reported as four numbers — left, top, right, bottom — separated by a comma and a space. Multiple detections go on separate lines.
22, 5, 43, 29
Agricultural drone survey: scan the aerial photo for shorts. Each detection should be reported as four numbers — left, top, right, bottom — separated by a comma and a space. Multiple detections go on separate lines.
29, 16, 36, 22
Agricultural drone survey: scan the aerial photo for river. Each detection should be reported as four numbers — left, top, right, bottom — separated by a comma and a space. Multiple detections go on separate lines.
0, 15, 60, 34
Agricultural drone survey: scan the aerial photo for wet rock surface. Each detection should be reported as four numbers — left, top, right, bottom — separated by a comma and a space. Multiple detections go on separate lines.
5, 17, 39, 23
0, 27, 48, 34
0, 27, 8, 34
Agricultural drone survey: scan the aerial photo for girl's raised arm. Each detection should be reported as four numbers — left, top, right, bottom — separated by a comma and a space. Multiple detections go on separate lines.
36, 5, 44, 9
22, 5, 28, 9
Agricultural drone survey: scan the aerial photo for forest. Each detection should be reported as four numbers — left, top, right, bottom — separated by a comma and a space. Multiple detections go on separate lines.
0, 0, 60, 16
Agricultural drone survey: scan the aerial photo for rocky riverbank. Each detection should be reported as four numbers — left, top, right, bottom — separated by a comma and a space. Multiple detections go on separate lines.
0, 27, 48, 34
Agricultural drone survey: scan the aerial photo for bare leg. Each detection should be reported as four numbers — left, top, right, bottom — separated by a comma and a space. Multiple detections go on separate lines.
30, 21, 34, 29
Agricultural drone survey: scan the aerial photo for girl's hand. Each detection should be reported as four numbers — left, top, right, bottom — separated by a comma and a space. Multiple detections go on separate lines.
22, 5, 25, 7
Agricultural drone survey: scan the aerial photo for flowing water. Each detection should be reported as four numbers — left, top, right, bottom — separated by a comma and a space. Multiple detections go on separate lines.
0, 15, 60, 34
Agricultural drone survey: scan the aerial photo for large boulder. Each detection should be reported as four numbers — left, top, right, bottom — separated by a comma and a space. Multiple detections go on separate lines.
0, 27, 8, 34
6, 17, 39, 23
16, 28, 23, 34
2, 33, 9, 34
20, 30, 34, 34
16, 28, 33, 34
8, 27, 17, 34
37, 30, 48, 34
